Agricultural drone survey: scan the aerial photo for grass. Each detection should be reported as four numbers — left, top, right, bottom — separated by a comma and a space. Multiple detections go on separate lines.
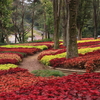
31, 69, 65, 77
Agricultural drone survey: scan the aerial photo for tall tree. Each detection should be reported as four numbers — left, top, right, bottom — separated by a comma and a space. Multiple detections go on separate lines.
0, 0, 12, 43
67, 0, 79, 58
41, 0, 53, 39
28, 0, 40, 41
93, 0, 99, 39
21, 0, 25, 42
61, 0, 67, 46
77, 0, 92, 40
53, 0, 62, 49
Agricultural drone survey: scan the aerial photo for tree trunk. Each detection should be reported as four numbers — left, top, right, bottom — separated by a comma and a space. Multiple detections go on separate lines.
77, 27, 82, 40
62, 0, 67, 46
53, 0, 62, 49
31, 2, 35, 42
22, 0, 25, 42
67, 0, 79, 58
44, 9, 48, 39
5, 33, 10, 44
31, 10, 34, 41
93, 0, 98, 39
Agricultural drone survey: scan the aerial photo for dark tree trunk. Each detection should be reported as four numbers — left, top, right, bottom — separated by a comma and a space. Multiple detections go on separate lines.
62, 0, 67, 46
77, 27, 82, 40
22, 0, 25, 43
93, 0, 98, 39
67, 0, 79, 58
53, 0, 62, 49
31, 2, 35, 42
31, 10, 34, 41
44, 10, 48, 39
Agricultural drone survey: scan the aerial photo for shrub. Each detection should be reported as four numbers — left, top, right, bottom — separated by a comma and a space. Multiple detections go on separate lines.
31, 70, 65, 77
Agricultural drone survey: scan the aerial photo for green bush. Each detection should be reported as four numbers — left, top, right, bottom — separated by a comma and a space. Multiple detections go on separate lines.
31, 70, 65, 77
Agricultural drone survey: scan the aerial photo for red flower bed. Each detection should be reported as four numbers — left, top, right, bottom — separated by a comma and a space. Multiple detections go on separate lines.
1, 73, 100, 99
0, 52, 24, 59
0, 59, 19, 64
78, 41, 100, 47
0, 68, 27, 76
16, 42, 54, 49
49, 50, 100, 73
63, 54, 100, 72
50, 58, 66, 68
38, 49, 66, 60
0, 47, 40, 55
0, 68, 57, 93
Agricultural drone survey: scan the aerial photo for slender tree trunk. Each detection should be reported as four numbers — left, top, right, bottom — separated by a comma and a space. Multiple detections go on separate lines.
31, 2, 35, 42
5, 32, 10, 44
93, 0, 98, 39
67, 0, 79, 58
66, 1, 69, 53
31, 10, 34, 41
77, 27, 82, 40
44, 9, 48, 39
53, 0, 62, 49
31, 13, 34, 41
22, 0, 25, 42
62, 0, 67, 46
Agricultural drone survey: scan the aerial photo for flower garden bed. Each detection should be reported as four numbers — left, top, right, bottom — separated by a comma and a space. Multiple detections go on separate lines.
1, 73, 100, 99
1, 39, 100, 99
38, 39, 100, 73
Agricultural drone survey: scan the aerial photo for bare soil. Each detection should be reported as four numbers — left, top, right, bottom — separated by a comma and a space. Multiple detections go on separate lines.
18, 53, 47, 73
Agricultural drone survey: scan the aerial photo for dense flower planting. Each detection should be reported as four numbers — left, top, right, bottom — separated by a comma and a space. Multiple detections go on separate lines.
0, 51, 26, 58
78, 41, 100, 47
38, 49, 66, 60
0, 68, 27, 76
1, 45, 48, 50
40, 52, 66, 65
50, 50, 100, 72
39, 46, 100, 66
0, 64, 18, 70
0, 53, 22, 62
0, 52, 24, 58
17, 42, 54, 49
77, 38, 100, 43
0, 68, 58, 93
1, 73, 100, 99
0, 59, 18, 64
0, 47, 40, 55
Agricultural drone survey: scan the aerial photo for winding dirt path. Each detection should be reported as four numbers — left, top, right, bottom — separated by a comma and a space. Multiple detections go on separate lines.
18, 53, 47, 73
18, 52, 79, 76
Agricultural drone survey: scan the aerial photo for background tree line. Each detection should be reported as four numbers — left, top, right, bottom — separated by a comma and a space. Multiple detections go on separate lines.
0, 0, 100, 58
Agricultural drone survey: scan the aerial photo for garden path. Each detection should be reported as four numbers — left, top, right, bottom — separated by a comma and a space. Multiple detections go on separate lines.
18, 53, 48, 73
18, 52, 75, 76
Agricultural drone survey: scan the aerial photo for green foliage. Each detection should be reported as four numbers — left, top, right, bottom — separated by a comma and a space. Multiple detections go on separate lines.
77, 0, 92, 37
0, 0, 13, 43
0, 0, 13, 29
31, 69, 65, 77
